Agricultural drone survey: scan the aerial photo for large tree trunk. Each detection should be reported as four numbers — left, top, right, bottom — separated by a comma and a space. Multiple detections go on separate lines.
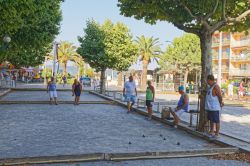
117, 72, 123, 87
183, 70, 189, 92
141, 60, 149, 90
198, 32, 213, 132
100, 68, 106, 94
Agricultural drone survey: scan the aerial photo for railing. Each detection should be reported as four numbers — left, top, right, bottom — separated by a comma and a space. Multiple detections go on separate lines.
229, 69, 250, 76
212, 54, 229, 60
155, 83, 175, 92
231, 38, 250, 47
231, 54, 250, 61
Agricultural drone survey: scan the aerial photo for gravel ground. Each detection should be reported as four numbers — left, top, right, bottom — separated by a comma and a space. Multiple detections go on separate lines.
0, 102, 217, 159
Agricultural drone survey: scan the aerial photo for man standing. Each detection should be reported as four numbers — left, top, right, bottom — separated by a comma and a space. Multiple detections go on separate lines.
123, 76, 137, 113
205, 74, 224, 138
238, 80, 244, 100
62, 75, 67, 87
170, 85, 189, 128
146, 80, 155, 120
47, 77, 58, 105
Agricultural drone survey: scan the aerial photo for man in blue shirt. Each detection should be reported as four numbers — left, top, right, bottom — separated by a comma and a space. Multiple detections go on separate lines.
123, 76, 137, 113
170, 85, 189, 128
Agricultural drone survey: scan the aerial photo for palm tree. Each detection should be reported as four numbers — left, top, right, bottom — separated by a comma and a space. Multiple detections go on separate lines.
136, 35, 161, 89
57, 41, 82, 76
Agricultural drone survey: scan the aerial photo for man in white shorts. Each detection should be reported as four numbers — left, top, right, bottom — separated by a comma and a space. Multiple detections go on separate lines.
47, 77, 58, 105
170, 85, 189, 128
123, 76, 137, 113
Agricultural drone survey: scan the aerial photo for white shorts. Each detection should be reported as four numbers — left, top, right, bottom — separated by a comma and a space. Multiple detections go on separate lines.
171, 108, 185, 118
49, 91, 57, 98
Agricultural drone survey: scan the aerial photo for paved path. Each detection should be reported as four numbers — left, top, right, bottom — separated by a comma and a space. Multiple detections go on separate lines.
136, 93, 250, 142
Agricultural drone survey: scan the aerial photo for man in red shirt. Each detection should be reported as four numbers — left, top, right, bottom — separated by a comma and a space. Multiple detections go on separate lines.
238, 80, 244, 100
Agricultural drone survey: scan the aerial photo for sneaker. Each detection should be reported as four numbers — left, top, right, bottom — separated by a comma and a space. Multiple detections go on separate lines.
174, 125, 178, 128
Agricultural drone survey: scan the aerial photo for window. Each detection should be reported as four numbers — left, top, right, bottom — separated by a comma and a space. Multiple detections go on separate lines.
240, 64, 247, 70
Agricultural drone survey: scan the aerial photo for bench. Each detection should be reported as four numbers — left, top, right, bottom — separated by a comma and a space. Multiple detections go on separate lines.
161, 106, 199, 127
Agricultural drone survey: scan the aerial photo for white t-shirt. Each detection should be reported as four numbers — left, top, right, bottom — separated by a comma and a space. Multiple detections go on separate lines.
124, 81, 136, 96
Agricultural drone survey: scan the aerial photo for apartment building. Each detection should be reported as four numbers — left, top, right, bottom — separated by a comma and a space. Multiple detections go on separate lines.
212, 31, 250, 82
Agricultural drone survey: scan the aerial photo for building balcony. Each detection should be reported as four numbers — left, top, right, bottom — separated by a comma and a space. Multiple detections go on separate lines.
231, 54, 250, 62
212, 39, 230, 47
213, 67, 229, 73
231, 38, 250, 47
229, 69, 250, 77
212, 54, 230, 60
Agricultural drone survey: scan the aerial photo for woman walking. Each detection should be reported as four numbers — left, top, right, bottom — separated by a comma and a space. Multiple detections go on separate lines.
146, 80, 155, 120
47, 77, 58, 105
72, 79, 82, 105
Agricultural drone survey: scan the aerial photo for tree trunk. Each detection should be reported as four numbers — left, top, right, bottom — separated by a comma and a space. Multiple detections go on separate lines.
198, 32, 213, 132
100, 68, 106, 94
141, 60, 148, 90
63, 62, 67, 76
117, 72, 123, 87
183, 70, 189, 92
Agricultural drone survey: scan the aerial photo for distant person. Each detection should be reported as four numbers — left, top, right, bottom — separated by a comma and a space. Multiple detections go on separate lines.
170, 85, 189, 128
228, 82, 234, 100
72, 79, 82, 105
238, 80, 244, 100
47, 77, 58, 105
123, 76, 137, 113
205, 74, 224, 139
146, 80, 155, 120
93, 79, 97, 90
62, 75, 67, 87
12, 74, 16, 88
79, 76, 84, 85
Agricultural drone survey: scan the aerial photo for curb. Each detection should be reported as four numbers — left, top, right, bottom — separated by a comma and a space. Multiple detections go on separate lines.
0, 100, 115, 105
0, 148, 238, 166
0, 89, 11, 98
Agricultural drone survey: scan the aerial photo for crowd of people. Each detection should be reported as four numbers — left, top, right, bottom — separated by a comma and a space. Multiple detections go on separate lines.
122, 75, 224, 139
46, 74, 224, 139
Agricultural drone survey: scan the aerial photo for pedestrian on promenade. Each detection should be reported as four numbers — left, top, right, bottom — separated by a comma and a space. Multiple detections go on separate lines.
123, 76, 137, 113
170, 85, 189, 128
72, 79, 82, 105
205, 74, 224, 138
47, 77, 58, 105
228, 82, 234, 100
62, 75, 67, 87
146, 80, 155, 120
238, 80, 244, 101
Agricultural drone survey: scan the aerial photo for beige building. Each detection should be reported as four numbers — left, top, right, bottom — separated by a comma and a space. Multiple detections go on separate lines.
212, 31, 250, 82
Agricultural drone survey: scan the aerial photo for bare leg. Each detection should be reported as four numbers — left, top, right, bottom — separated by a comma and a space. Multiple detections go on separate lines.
147, 106, 152, 119
127, 102, 131, 113
215, 123, 220, 136
50, 98, 53, 105
54, 97, 58, 105
77, 96, 80, 105
209, 121, 214, 135
74, 96, 77, 105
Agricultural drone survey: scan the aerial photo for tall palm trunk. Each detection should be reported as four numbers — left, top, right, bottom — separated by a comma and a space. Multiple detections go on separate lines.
63, 62, 67, 76
117, 72, 123, 87
141, 60, 149, 90
183, 70, 189, 92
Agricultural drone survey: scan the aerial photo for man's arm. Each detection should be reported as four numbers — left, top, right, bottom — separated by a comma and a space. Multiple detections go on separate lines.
214, 85, 224, 107
177, 94, 189, 111
135, 88, 137, 96
123, 87, 125, 96
47, 82, 50, 92
152, 86, 155, 101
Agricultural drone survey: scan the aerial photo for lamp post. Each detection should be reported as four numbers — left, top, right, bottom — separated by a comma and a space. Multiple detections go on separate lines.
52, 42, 59, 78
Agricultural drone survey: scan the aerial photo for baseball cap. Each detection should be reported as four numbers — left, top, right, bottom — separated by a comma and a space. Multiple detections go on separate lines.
178, 85, 184, 91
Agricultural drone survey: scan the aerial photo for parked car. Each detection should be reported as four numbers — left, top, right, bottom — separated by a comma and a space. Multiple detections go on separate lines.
82, 77, 91, 86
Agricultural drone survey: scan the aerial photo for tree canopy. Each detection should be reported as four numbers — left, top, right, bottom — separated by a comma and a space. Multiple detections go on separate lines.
160, 34, 201, 74
77, 19, 138, 72
118, 0, 250, 131
0, 0, 63, 67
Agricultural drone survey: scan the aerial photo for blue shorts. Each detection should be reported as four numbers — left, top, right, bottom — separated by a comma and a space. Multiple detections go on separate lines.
207, 111, 220, 123
74, 91, 81, 97
125, 95, 136, 104
146, 100, 153, 107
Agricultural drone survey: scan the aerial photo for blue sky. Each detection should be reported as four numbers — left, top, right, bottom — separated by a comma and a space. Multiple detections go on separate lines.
56, 0, 184, 69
